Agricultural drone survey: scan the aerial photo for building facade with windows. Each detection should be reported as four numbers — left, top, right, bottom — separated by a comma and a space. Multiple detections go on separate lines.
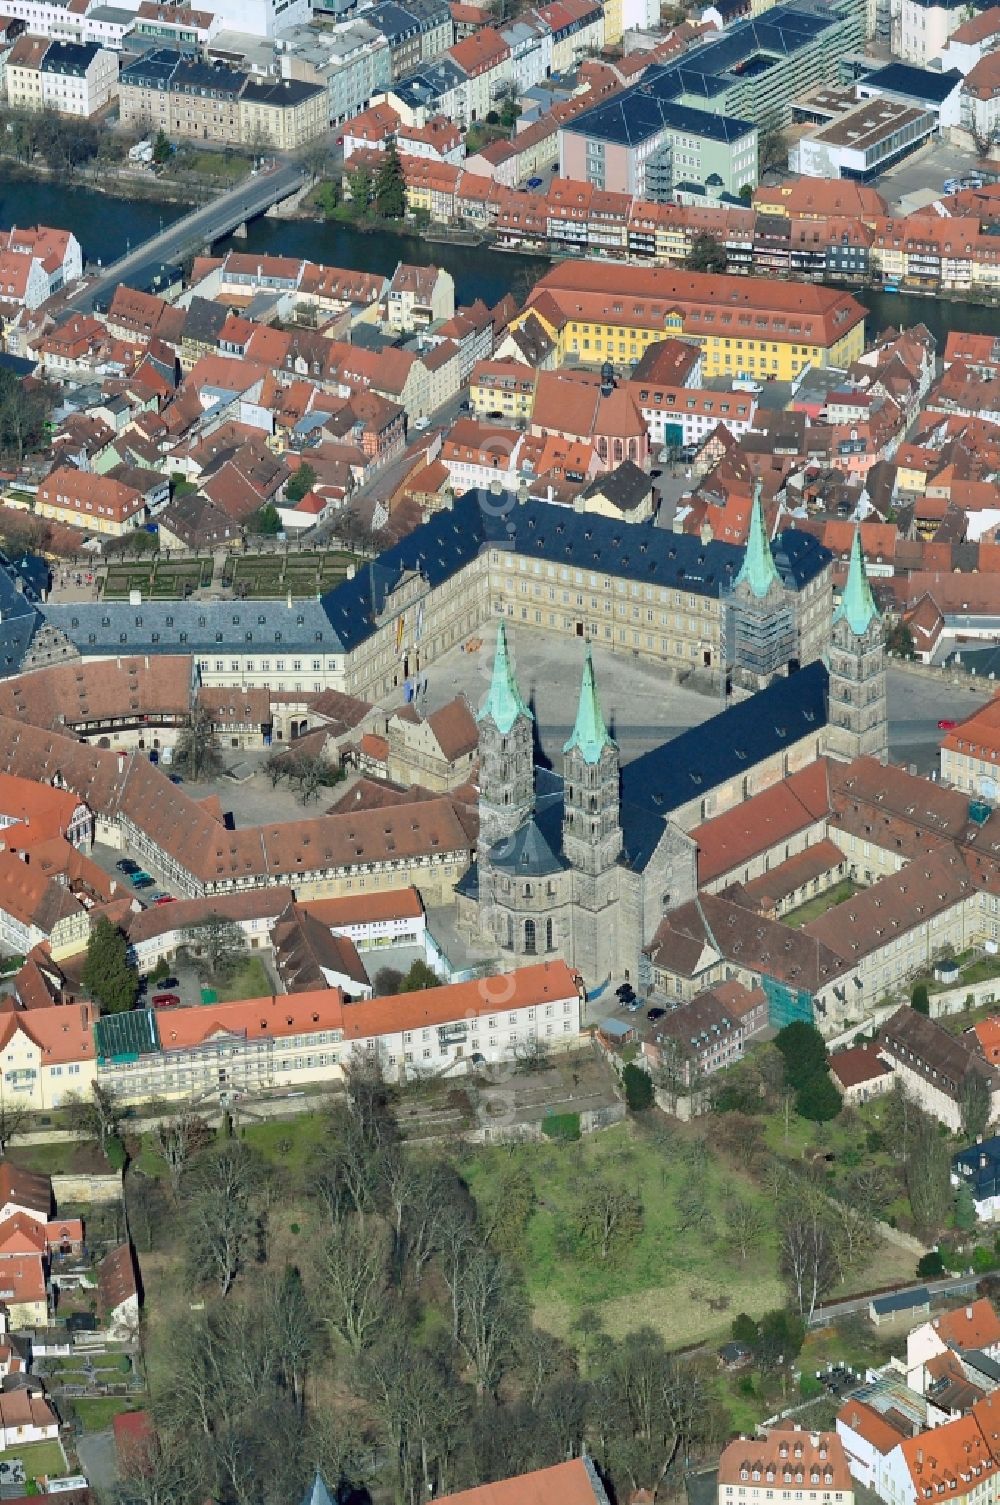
94, 961, 583, 1101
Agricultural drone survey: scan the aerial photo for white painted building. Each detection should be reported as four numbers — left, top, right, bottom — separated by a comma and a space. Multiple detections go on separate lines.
499, 16, 551, 94
40, 39, 117, 115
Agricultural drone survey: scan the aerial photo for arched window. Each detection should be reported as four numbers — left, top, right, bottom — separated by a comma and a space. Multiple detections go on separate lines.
546, 918, 554, 951
524, 919, 536, 954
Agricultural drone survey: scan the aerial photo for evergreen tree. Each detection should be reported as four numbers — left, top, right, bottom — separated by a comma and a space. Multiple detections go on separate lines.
82, 918, 139, 1015
346, 164, 373, 214
686, 231, 728, 274
374, 142, 407, 220
152, 129, 172, 164
400, 959, 441, 992
285, 462, 316, 504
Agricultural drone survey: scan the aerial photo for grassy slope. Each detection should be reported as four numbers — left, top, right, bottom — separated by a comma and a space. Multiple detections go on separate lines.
463, 1121, 784, 1346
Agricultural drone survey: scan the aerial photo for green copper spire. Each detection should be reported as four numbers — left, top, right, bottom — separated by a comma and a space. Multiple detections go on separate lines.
477, 620, 532, 734
835, 527, 879, 637
564, 644, 616, 764
734, 480, 781, 600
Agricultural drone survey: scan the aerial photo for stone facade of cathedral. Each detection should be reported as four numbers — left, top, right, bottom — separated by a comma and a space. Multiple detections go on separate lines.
458, 503, 887, 991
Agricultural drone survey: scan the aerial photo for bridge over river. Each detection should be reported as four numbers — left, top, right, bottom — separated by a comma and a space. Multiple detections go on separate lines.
63, 160, 307, 313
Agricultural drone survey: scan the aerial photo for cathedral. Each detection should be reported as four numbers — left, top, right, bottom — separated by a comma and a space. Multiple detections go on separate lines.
457, 501, 888, 991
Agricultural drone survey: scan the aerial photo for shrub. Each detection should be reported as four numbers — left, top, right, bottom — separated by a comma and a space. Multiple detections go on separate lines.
732, 1313, 759, 1344
911, 982, 930, 1015
973, 1244, 999, 1273
105, 1136, 127, 1172
800, 1373, 823, 1400
622, 1063, 654, 1111
917, 1250, 945, 1277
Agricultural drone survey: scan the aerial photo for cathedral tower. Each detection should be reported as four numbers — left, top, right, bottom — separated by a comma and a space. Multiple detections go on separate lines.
826, 529, 888, 763
476, 621, 534, 853
725, 481, 799, 692
562, 645, 621, 879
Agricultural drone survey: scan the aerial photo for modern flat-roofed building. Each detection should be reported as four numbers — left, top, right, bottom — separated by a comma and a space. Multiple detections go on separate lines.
559, 87, 758, 199
791, 95, 936, 180
857, 60, 963, 128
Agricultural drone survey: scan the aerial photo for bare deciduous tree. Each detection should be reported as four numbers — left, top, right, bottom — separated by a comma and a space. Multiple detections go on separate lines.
183, 1143, 265, 1297
777, 1195, 837, 1322
156, 1110, 211, 1199
723, 1195, 765, 1262
577, 1179, 644, 1261
323, 1217, 389, 1354
457, 1244, 521, 1398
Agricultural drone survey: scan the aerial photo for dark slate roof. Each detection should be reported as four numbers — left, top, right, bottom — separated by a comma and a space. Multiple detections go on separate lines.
564, 74, 756, 147
0, 613, 44, 677
120, 45, 179, 88
182, 296, 230, 346
392, 55, 467, 107
366, 0, 422, 40
583, 460, 653, 512
619, 661, 829, 868
488, 817, 566, 876
954, 1136, 1000, 1201
172, 57, 244, 95
241, 77, 326, 106
861, 62, 963, 103
41, 40, 103, 73
0, 354, 35, 378
319, 490, 831, 652
470, 668, 829, 877
45, 599, 339, 656
0, 553, 46, 676
871, 1286, 929, 1315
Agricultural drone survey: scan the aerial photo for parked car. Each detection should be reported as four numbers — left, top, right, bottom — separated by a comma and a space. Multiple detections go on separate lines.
159, 976, 179, 990
153, 894, 177, 906
646, 1007, 666, 1021
526, 176, 543, 189
938, 719, 956, 730
152, 993, 181, 1009
116, 859, 139, 874
129, 871, 153, 886
616, 983, 637, 1006
168, 773, 183, 785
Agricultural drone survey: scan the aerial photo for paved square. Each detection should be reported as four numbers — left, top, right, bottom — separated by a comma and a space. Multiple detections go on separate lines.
420, 627, 722, 765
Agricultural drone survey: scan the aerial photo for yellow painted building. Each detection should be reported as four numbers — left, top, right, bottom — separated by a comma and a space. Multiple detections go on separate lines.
515, 262, 867, 380
603, 0, 624, 48
470, 360, 536, 421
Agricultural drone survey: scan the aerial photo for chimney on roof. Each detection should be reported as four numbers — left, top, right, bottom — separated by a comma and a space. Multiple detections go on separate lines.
968, 1307, 973, 1319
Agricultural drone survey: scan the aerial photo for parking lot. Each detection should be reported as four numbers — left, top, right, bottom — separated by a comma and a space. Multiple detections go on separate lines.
876, 139, 979, 211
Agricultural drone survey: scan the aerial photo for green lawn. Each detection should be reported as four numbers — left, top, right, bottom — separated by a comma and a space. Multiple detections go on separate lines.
215, 954, 272, 1003
0, 1440, 66, 1480
784, 880, 861, 929
243, 1112, 330, 1172
462, 1121, 784, 1346
70, 1397, 142, 1433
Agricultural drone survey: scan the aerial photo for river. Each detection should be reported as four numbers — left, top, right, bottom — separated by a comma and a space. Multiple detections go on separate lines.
2, 174, 998, 340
